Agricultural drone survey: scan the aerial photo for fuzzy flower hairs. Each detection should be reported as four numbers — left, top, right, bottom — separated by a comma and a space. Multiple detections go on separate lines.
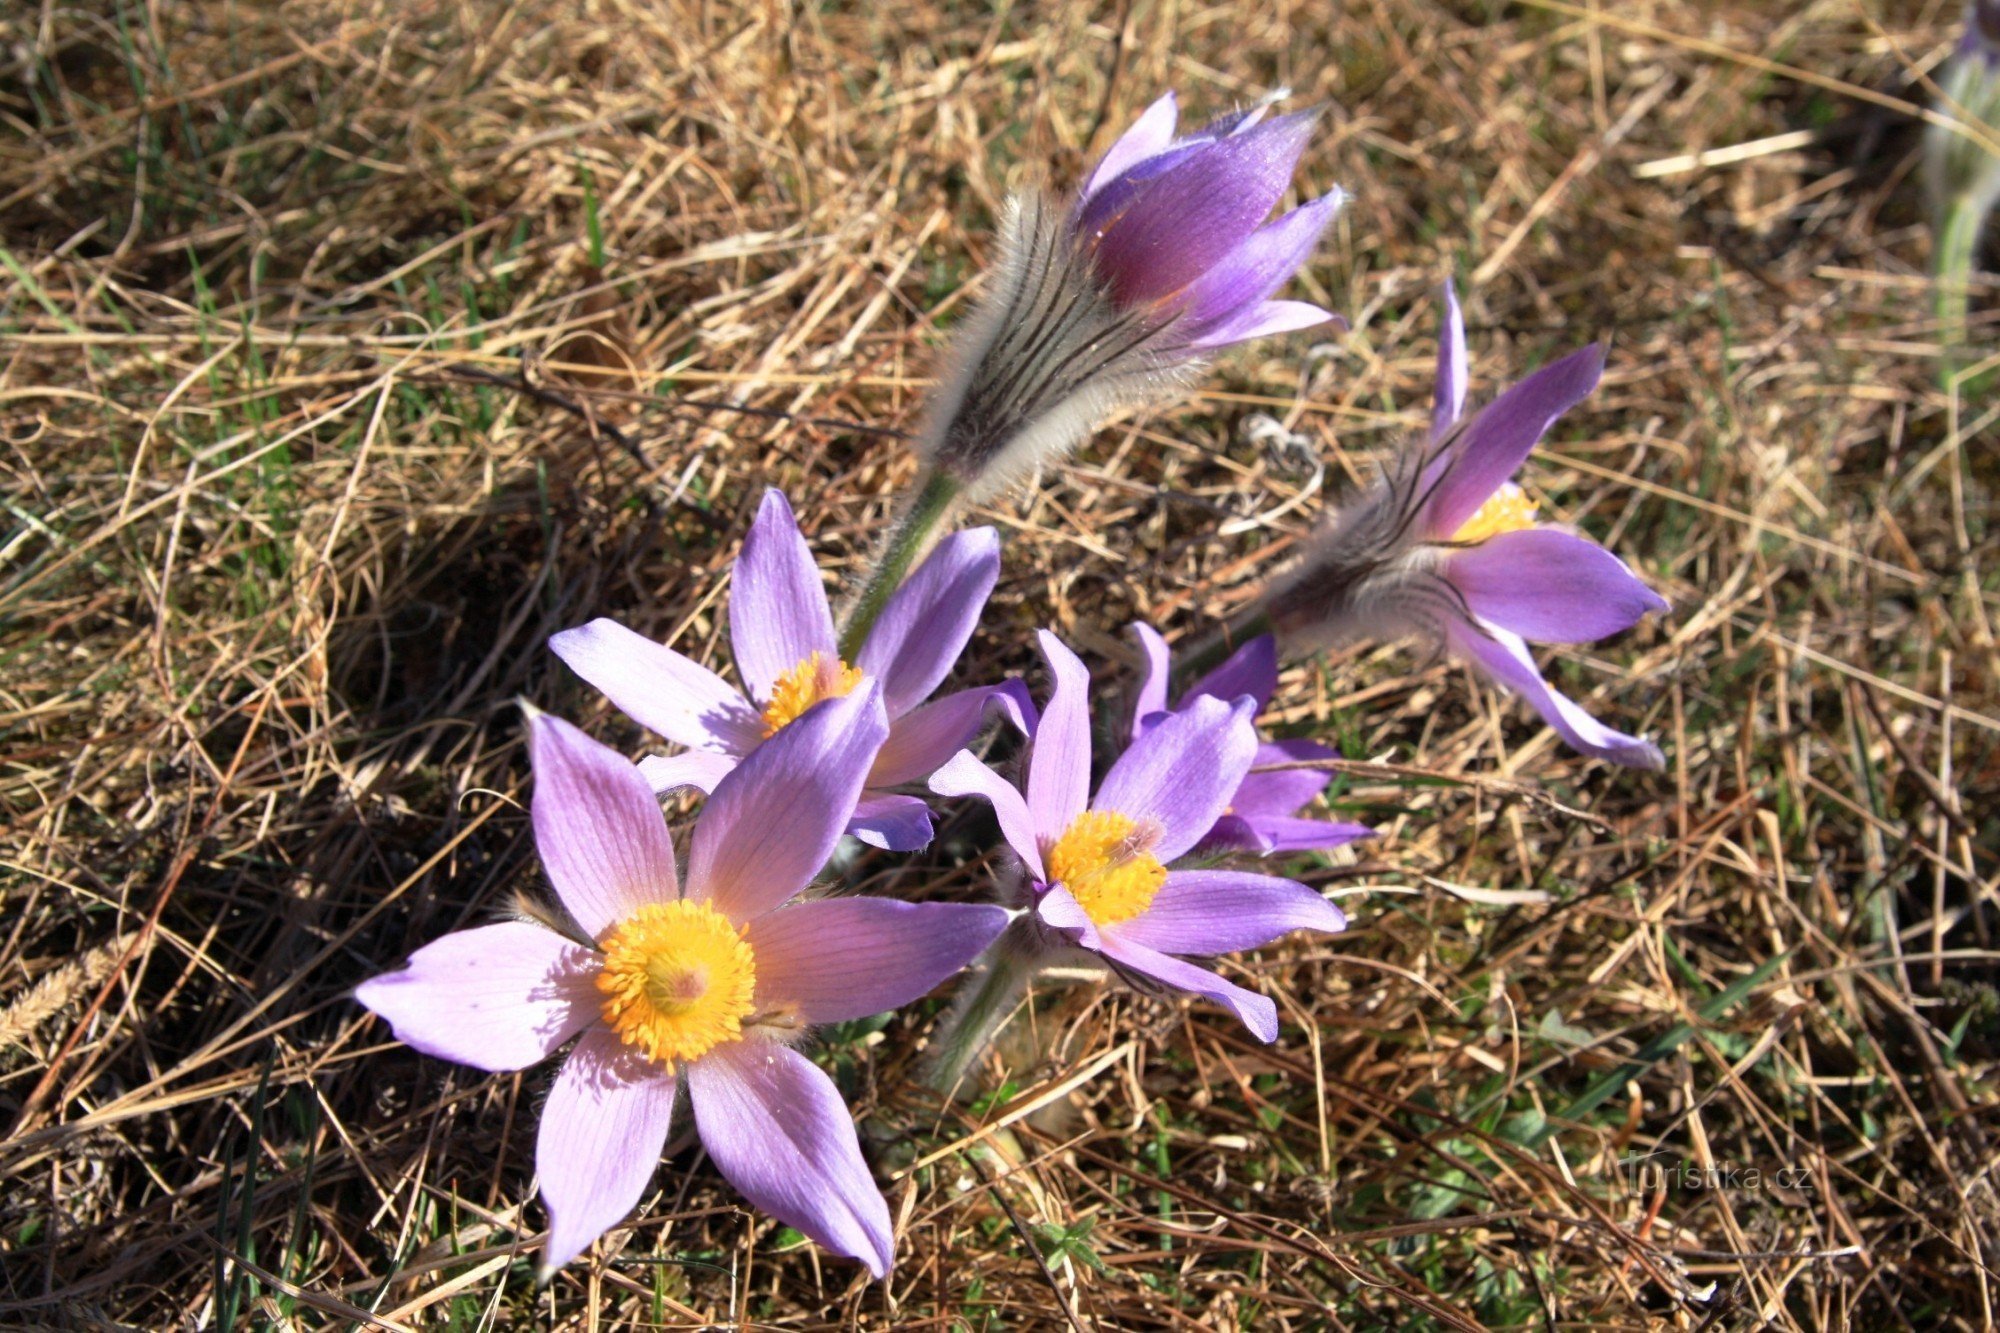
1260, 283, 1670, 768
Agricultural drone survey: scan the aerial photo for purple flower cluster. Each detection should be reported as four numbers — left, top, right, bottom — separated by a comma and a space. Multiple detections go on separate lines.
353, 87, 1672, 1286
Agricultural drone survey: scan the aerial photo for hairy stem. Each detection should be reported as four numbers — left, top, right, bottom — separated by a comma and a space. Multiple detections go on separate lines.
838, 468, 962, 661
1935, 192, 1982, 384
923, 921, 1040, 1099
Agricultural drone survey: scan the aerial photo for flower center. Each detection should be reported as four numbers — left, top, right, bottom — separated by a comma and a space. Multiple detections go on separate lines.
760, 651, 865, 738
1046, 810, 1167, 928
596, 900, 757, 1068
1449, 483, 1538, 545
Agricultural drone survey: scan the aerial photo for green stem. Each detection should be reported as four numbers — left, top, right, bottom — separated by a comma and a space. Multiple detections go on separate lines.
1936, 192, 1982, 385
924, 922, 1038, 1099
838, 469, 961, 661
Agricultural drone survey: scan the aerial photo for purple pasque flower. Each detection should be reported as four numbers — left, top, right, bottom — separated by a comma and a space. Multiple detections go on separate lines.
1131, 624, 1372, 856
1263, 282, 1670, 769
356, 693, 1007, 1277
1927, 1, 2000, 219
550, 489, 1025, 852
920, 92, 1343, 500
930, 631, 1346, 1043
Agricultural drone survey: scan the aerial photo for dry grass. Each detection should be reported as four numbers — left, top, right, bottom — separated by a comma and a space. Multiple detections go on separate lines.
3, 0, 1998, 1327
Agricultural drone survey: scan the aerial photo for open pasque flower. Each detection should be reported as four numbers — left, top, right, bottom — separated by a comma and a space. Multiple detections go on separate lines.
356, 695, 1007, 1276
1262, 283, 1669, 769
921, 90, 1344, 500
551, 490, 1024, 851
930, 631, 1346, 1041
1131, 625, 1372, 855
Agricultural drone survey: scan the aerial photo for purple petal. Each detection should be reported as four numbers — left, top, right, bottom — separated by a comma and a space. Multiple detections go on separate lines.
870, 684, 1019, 788
731, 490, 838, 702
355, 922, 599, 1072
1096, 935, 1278, 1041
1420, 344, 1606, 541
684, 685, 889, 923
536, 1028, 677, 1273
1232, 808, 1376, 852
1116, 869, 1346, 955
549, 619, 761, 753
1433, 280, 1468, 437
1185, 633, 1279, 712
688, 1041, 895, 1278
1026, 630, 1093, 837
929, 751, 1045, 878
529, 712, 681, 939
1079, 90, 1180, 205
847, 793, 935, 852
854, 528, 1000, 718
746, 898, 1009, 1024
1093, 694, 1258, 862
1448, 621, 1664, 770
1129, 622, 1172, 742
1179, 192, 1344, 334
1445, 528, 1669, 644
1180, 299, 1342, 351
1084, 111, 1318, 307
1231, 738, 1336, 817
638, 749, 740, 795
1035, 883, 1102, 950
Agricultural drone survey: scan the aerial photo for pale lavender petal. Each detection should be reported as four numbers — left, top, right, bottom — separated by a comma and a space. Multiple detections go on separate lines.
536, 1028, 677, 1273
1034, 883, 1102, 950
731, 490, 838, 702
1093, 694, 1258, 862
638, 749, 740, 795
929, 750, 1045, 878
1085, 111, 1317, 306
1079, 90, 1179, 204
854, 528, 1000, 718
847, 794, 934, 852
1230, 737, 1336, 817
689, 1041, 895, 1278
1229, 815, 1374, 854
1448, 620, 1664, 770
1026, 630, 1093, 837
1097, 935, 1278, 1042
1444, 528, 1669, 644
1421, 343, 1606, 541
685, 685, 889, 923
746, 898, 1009, 1023
549, 619, 761, 753
1181, 299, 1343, 351
1179, 192, 1344, 333
870, 684, 1020, 788
1129, 622, 1172, 742
1116, 869, 1346, 955
529, 712, 681, 939
356, 923, 598, 1072
1433, 280, 1468, 437
1185, 633, 1279, 712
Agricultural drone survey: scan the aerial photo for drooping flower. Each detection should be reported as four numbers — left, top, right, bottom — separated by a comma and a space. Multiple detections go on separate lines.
1130, 625, 1372, 856
551, 489, 1027, 851
920, 91, 1345, 500
356, 694, 1008, 1277
929, 631, 1346, 1042
1261, 282, 1670, 769
1926, 1, 2000, 223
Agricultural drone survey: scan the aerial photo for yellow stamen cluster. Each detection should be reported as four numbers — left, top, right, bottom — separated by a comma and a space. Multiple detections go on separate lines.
596, 900, 757, 1069
760, 651, 865, 737
1449, 483, 1539, 545
1046, 810, 1167, 928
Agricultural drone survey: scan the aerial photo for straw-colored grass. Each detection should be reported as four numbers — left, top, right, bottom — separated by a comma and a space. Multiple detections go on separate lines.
2, 0, 1996, 1326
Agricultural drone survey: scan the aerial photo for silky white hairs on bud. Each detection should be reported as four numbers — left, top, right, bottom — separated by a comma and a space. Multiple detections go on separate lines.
917, 190, 1199, 501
